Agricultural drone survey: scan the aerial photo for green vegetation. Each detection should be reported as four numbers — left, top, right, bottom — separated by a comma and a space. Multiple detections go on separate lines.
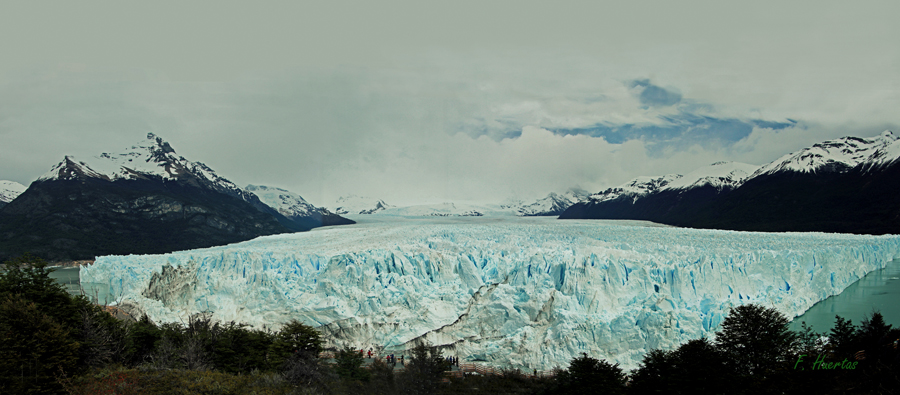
2, 254, 899, 394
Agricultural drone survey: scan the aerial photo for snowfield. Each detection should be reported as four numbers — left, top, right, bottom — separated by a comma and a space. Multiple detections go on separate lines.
82, 216, 900, 370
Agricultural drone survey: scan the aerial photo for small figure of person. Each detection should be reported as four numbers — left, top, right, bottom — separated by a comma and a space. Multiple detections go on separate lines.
367, 349, 372, 359
400, 355, 404, 365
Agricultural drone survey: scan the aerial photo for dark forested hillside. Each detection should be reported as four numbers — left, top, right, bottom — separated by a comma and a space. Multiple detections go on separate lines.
561, 163, 900, 234
0, 178, 293, 261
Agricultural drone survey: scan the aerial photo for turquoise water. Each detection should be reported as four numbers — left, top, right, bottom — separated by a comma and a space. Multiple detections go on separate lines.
48, 266, 117, 305
790, 258, 900, 333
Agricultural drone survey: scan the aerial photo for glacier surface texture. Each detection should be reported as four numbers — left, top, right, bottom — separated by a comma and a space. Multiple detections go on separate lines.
82, 217, 900, 370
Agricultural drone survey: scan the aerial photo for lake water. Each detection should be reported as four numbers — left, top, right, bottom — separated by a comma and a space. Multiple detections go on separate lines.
790, 258, 900, 333
48, 266, 117, 305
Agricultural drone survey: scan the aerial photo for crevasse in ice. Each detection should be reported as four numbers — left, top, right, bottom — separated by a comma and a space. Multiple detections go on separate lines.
81, 217, 900, 370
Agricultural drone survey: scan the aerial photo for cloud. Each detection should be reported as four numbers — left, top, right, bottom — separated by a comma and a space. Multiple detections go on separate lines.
0, 45, 896, 206
630, 79, 682, 107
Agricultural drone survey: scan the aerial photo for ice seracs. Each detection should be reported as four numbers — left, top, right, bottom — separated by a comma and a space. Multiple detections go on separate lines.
81, 217, 900, 371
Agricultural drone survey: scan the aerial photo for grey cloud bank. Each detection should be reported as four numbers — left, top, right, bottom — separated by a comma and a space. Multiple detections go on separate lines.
1, 1, 897, 206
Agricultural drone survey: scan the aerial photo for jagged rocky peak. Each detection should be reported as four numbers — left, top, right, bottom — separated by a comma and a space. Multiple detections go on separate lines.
37, 133, 244, 193
38, 133, 186, 182
97, 132, 178, 168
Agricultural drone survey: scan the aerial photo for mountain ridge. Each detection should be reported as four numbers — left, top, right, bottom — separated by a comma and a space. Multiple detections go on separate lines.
0, 133, 352, 261
561, 130, 900, 234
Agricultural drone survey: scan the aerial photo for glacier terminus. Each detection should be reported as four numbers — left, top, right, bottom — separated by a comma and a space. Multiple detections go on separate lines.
81, 216, 900, 370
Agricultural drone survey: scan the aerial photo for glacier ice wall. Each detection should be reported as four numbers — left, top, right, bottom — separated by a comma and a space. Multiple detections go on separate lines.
82, 217, 900, 370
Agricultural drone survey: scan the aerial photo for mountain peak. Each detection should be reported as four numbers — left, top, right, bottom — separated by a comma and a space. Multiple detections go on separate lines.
143, 132, 176, 155
39, 134, 197, 183
753, 131, 900, 176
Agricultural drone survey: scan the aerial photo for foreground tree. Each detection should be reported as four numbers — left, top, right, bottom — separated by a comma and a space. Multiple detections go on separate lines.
554, 353, 627, 395
334, 346, 371, 382
0, 254, 125, 392
0, 294, 80, 393
396, 342, 451, 395
268, 319, 324, 368
715, 304, 798, 376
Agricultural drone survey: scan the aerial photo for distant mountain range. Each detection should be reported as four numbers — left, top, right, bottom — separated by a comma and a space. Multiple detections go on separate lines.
5, 130, 898, 261
561, 131, 900, 234
329, 195, 394, 215
507, 188, 591, 216
0, 134, 352, 261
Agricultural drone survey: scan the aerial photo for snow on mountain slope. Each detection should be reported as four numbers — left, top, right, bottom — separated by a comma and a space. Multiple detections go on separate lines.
82, 217, 900, 370
515, 188, 591, 216
330, 195, 393, 215
589, 174, 683, 203
752, 130, 898, 176
587, 161, 759, 204
664, 161, 760, 191
246, 185, 321, 218
37, 133, 255, 202
0, 180, 26, 203
861, 131, 900, 170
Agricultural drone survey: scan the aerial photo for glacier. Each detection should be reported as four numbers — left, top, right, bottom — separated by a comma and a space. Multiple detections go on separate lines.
81, 216, 900, 370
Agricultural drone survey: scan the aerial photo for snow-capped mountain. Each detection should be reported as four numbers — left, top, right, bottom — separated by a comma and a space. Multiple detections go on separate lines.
330, 195, 393, 215
0, 180, 26, 208
588, 174, 683, 204
247, 184, 318, 217
587, 161, 758, 204
247, 185, 353, 228
0, 133, 350, 261
562, 130, 900, 234
514, 188, 591, 216
752, 130, 899, 176
38, 133, 258, 204
664, 161, 760, 190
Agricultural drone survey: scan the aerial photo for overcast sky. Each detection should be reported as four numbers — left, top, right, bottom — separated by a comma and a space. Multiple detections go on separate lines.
1, 1, 898, 206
